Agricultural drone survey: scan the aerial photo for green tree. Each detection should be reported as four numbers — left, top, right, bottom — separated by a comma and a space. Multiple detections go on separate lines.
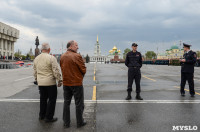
85, 54, 90, 63
26, 54, 31, 60
145, 51, 157, 60
123, 48, 131, 59
196, 51, 200, 58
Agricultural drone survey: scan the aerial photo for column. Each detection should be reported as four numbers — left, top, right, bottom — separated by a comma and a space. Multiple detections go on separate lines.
5, 40, 8, 60
0, 39, 3, 56
12, 42, 14, 60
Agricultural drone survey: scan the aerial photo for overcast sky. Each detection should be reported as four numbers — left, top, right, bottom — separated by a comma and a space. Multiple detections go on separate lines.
0, 0, 200, 56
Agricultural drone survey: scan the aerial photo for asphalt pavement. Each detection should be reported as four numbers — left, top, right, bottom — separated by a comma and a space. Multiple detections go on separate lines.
0, 64, 200, 132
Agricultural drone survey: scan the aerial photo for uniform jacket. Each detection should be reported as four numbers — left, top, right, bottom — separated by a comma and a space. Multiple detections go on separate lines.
125, 51, 142, 68
33, 52, 62, 86
181, 50, 197, 73
60, 49, 86, 86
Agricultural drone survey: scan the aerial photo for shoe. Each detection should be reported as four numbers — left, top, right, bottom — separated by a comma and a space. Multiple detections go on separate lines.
126, 92, 132, 100
126, 95, 132, 100
45, 117, 58, 123
39, 117, 45, 120
77, 121, 87, 128
136, 94, 143, 100
64, 123, 70, 128
191, 95, 195, 97
181, 93, 185, 97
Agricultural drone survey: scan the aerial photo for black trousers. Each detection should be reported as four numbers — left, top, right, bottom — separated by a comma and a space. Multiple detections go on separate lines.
63, 86, 84, 125
180, 72, 195, 95
39, 85, 57, 120
127, 67, 141, 93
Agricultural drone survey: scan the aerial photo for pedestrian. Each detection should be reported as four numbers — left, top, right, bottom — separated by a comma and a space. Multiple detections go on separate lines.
60, 40, 87, 128
180, 43, 197, 97
33, 43, 62, 122
125, 43, 143, 100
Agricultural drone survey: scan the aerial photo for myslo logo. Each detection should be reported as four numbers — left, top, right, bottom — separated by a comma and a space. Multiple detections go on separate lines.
172, 126, 198, 131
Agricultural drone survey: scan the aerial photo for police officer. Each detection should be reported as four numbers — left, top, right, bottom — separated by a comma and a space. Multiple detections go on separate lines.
125, 43, 143, 100
180, 43, 197, 97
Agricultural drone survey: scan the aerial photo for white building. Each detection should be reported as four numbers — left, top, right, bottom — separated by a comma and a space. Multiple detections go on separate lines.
90, 35, 109, 63
0, 22, 19, 60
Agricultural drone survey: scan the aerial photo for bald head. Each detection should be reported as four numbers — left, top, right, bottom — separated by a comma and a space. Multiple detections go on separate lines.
67, 40, 79, 52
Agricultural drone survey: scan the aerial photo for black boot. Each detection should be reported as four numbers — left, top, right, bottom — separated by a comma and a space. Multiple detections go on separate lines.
126, 91, 132, 100
136, 93, 143, 100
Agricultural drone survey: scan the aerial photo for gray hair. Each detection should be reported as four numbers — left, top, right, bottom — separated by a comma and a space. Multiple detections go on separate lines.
41, 43, 50, 51
67, 40, 76, 49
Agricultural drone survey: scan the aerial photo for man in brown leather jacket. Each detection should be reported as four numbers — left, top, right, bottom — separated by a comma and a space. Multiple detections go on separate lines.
60, 40, 87, 128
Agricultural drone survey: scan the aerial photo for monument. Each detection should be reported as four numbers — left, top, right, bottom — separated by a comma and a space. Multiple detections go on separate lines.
35, 36, 40, 57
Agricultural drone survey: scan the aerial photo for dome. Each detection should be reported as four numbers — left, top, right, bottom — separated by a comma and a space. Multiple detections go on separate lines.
118, 49, 121, 52
171, 45, 179, 49
113, 46, 117, 50
109, 50, 112, 53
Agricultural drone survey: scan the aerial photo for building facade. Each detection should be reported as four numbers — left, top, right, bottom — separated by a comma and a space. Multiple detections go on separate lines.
157, 45, 184, 59
0, 22, 19, 60
107, 46, 123, 60
90, 35, 109, 63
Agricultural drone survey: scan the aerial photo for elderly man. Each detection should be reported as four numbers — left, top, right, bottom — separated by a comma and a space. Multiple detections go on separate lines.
33, 43, 62, 123
60, 40, 86, 128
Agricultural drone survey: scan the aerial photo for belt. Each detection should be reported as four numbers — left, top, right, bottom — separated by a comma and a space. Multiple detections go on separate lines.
129, 67, 139, 68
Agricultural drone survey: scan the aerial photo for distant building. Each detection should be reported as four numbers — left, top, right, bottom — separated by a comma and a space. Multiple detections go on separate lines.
0, 22, 19, 60
28, 48, 34, 56
90, 35, 108, 63
157, 45, 184, 59
107, 46, 123, 60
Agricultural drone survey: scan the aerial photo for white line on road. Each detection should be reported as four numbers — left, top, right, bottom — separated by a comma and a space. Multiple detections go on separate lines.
14, 76, 33, 82
0, 99, 200, 103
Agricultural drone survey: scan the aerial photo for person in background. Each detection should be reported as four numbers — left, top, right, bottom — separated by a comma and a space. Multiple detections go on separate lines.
125, 43, 143, 100
180, 43, 197, 97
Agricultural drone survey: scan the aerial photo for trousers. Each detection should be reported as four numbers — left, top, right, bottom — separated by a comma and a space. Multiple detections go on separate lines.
127, 67, 141, 93
39, 85, 57, 120
180, 72, 195, 95
63, 86, 84, 125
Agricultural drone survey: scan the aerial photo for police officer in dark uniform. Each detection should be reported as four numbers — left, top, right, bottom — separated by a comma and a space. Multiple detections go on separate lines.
180, 43, 197, 97
125, 43, 143, 100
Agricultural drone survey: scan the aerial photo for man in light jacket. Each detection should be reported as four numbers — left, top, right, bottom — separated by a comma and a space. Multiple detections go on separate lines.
60, 40, 86, 128
33, 43, 62, 122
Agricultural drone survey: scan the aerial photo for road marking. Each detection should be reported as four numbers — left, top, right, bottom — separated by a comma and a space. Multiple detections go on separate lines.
142, 75, 156, 82
14, 76, 33, 82
1, 99, 200, 103
173, 86, 200, 95
0, 67, 32, 73
92, 86, 97, 100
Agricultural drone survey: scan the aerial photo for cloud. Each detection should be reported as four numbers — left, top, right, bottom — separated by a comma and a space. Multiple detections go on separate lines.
0, 0, 200, 56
